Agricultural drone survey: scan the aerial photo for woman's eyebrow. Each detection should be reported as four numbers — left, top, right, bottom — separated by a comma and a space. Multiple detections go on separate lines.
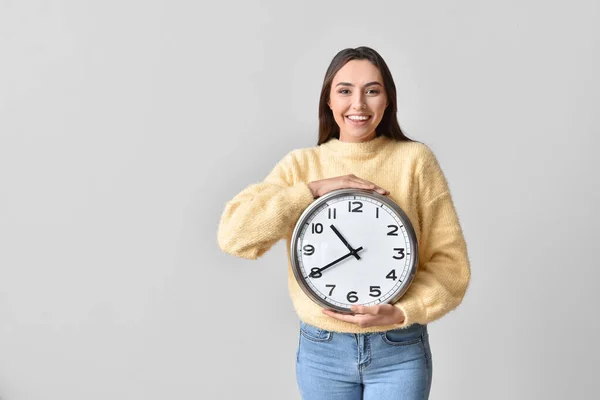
335, 81, 383, 88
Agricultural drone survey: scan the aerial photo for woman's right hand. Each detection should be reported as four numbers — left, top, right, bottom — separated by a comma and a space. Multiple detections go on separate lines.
307, 174, 390, 199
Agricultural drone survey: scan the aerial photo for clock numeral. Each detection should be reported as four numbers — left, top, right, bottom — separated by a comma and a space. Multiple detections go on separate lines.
303, 244, 315, 256
376, 208, 379, 219
392, 248, 405, 260
348, 201, 363, 213
309, 267, 322, 278
347, 291, 358, 303
325, 284, 336, 296
328, 208, 337, 219
369, 286, 381, 297
387, 225, 398, 236
386, 269, 397, 280
311, 223, 323, 234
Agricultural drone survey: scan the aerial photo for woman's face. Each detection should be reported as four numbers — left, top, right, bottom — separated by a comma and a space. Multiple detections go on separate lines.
328, 59, 388, 143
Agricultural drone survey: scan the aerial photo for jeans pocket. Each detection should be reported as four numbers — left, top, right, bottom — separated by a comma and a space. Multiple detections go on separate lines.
381, 323, 424, 346
421, 328, 432, 361
300, 321, 333, 342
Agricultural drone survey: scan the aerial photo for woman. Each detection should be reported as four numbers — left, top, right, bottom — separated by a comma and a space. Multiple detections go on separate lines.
217, 46, 471, 400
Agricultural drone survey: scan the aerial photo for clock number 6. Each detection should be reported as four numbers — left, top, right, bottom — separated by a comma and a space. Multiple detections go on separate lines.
347, 291, 358, 303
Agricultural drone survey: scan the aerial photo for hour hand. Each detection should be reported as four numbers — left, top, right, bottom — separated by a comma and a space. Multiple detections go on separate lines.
330, 225, 361, 260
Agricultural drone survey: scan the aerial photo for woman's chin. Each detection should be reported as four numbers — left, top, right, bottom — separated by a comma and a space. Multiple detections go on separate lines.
339, 130, 376, 143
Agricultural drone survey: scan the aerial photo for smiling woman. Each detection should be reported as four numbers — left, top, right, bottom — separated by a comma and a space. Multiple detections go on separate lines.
217, 46, 471, 400
327, 61, 388, 142
317, 47, 413, 145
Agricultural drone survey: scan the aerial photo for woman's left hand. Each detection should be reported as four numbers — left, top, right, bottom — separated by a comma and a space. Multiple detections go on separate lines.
322, 304, 405, 328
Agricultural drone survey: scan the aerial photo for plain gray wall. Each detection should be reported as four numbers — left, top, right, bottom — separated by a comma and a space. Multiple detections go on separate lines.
1, 1, 598, 399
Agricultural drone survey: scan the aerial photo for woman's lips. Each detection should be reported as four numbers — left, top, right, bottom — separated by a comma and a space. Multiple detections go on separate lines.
345, 115, 372, 126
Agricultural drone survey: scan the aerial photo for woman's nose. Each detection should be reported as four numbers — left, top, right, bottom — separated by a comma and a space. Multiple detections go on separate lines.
352, 96, 367, 110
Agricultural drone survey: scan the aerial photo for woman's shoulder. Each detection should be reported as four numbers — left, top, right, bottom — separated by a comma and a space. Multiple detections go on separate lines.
285, 144, 322, 162
268, 145, 320, 176
386, 139, 439, 168
388, 138, 433, 154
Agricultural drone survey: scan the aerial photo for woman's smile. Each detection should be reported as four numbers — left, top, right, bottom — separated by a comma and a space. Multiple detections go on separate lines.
345, 114, 372, 126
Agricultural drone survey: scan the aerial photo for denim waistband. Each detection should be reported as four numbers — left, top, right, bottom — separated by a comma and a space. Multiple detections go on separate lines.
300, 320, 428, 337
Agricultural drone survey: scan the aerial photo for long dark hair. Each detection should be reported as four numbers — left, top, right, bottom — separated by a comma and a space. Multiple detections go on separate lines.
317, 46, 416, 145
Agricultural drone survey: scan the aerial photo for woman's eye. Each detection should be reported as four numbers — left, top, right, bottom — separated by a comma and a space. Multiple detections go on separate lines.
337, 88, 380, 95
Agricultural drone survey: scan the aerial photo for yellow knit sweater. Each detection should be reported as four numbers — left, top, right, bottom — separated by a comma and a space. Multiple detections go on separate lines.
217, 135, 471, 333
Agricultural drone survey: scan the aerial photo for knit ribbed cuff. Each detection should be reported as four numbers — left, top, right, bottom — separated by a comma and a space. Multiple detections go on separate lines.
284, 183, 315, 232
287, 182, 315, 208
393, 293, 426, 328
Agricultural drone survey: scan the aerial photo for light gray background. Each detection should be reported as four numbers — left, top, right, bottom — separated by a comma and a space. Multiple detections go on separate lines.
1, 1, 598, 399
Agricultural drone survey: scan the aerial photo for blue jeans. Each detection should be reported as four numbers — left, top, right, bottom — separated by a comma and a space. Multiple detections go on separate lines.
295, 321, 433, 400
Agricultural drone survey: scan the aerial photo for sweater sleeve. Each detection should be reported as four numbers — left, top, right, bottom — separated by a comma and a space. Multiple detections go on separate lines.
217, 151, 315, 260
393, 145, 471, 328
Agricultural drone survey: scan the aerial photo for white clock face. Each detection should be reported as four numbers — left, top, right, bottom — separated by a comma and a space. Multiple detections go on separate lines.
291, 189, 418, 311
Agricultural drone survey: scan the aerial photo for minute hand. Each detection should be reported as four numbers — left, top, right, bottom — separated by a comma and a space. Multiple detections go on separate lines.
309, 246, 364, 278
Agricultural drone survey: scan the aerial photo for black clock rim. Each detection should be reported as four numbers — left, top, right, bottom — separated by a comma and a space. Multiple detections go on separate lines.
289, 188, 419, 314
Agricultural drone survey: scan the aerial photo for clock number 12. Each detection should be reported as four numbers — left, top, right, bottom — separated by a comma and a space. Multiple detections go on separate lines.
348, 201, 363, 213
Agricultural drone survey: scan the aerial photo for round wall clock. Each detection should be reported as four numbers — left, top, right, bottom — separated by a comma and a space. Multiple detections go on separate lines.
290, 188, 419, 313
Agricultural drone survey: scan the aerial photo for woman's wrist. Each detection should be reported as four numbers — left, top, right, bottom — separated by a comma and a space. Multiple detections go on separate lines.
307, 182, 318, 198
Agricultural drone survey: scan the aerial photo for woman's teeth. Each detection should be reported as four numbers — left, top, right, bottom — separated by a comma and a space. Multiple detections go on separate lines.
347, 115, 370, 121
346, 115, 371, 125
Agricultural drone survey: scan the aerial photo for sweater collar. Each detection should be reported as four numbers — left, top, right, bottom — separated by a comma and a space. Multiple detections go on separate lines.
320, 135, 390, 156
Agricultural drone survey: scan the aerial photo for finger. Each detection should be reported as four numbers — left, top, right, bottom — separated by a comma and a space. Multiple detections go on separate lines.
350, 305, 381, 316
343, 176, 372, 188
334, 180, 377, 193
348, 177, 374, 188
349, 178, 389, 195
323, 309, 379, 328
322, 309, 354, 320
348, 179, 387, 194
365, 183, 390, 195
322, 309, 365, 324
